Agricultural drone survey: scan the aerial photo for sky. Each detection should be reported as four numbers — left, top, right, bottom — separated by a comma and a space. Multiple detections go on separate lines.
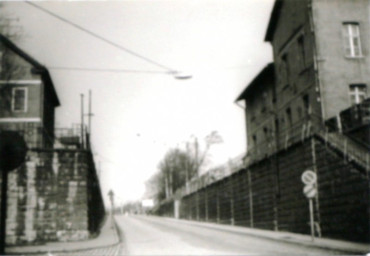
3, 0, 274, 205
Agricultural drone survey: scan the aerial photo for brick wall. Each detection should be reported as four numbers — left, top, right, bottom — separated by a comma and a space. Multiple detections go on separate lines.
0, 148, 105, 245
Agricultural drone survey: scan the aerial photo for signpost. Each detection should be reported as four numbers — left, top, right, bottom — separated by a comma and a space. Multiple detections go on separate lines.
301, 170, 317, 242
0, 131, 27, 255
108, 190, 115, 228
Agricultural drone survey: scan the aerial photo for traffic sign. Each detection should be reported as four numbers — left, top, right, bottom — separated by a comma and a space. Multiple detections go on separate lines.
303, 184, 317, 198
301, 170, 317, 185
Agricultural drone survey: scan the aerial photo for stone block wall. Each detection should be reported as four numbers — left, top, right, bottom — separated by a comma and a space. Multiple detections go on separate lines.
0, 148, 104, 245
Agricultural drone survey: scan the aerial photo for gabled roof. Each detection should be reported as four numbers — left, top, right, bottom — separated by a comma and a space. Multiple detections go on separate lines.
0, 34, 60, 106
235, 63, 274, 101
264, 0, 284, 42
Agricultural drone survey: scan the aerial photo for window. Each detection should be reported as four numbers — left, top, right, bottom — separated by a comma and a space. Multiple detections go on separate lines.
261, 92, 268, 113
252, 134, 257, 148
349, 84, 367, 105
281, 54, 290, 87
12, 87, 27, 112
343, 22, 362, 57
286, 107, 292, 127
263, 127, 268, 140
0, 51, 3, 73
303, 94, 311, 115
298, 35, 305, 69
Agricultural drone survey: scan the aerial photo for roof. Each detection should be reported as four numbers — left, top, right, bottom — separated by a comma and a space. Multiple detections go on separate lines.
235, 63, 274, 101
0, 34, 60, 106
264, 0, 284, 42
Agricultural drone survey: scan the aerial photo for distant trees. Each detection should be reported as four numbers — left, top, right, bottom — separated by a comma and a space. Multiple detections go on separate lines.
146, 131, 223, 202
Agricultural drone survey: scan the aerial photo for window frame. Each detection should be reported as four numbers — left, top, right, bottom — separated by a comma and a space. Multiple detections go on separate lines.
11, 87, 28, 112
342, 22, 363, 58
349, 84, 367, 105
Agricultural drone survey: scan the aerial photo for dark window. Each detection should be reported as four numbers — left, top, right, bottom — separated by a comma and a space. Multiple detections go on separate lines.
286, 107, 292, 127
275, 118, 279, 133
0, 51, 3, 73
298, 35, 305, 70
252, 134, 257, 148
282, 54, 290, 87
263, 127, 268, 140
303, 94, 310, 115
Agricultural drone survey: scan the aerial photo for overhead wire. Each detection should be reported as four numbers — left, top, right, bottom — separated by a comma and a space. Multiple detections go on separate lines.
48, 66, 170, 74
24, 1, 178, 74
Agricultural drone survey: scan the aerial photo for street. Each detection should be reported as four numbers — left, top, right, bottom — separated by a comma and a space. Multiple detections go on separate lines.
116, 215, 344, 255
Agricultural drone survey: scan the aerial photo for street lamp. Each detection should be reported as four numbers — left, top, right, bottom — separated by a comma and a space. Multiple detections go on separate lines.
171, 71, 193, 80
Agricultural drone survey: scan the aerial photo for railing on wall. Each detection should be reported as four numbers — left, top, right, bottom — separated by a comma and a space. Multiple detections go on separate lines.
172, 110, 370, 201
0, 122, 51, 148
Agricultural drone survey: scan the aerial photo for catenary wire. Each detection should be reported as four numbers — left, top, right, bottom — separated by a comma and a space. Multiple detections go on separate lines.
49, 66, 171, 74
24, 1, 178, 74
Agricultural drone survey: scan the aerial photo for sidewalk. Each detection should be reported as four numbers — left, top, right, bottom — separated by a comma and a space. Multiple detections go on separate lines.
161, 216, 370, 254
6, 215, 120, 255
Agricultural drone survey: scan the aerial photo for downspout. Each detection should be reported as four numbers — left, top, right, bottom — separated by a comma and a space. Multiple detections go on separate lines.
308, 0, 322, 238
308, 0, 326, 126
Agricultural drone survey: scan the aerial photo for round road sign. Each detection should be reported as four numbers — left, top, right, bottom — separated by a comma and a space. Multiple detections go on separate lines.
301, 170, 317, 185
303, 184, 317, 198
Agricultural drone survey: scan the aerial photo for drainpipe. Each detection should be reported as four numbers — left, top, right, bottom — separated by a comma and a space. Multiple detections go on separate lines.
308, 0, 326, 125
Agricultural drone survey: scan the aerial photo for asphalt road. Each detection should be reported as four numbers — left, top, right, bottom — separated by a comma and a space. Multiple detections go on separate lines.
115, 215, 343, 255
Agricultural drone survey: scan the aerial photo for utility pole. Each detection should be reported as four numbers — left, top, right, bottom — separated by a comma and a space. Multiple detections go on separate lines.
87, 90, 93, 136
80, 94, 85, 149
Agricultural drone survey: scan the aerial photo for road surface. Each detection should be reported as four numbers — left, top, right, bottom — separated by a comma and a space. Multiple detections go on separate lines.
116, 215, 343, 255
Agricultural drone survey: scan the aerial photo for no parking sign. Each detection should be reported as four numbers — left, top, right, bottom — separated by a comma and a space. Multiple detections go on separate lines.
301, 170, 317, 198
301, 170, 317, 241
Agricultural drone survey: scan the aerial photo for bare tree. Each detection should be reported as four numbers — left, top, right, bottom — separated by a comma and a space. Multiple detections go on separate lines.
146, 131, 223, 201
187, 130, 223, 177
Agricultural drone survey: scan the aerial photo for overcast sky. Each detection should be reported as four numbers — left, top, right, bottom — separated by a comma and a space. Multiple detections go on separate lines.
3, 0, 274, 205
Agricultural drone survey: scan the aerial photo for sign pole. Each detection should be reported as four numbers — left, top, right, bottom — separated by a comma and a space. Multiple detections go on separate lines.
301, 170, 317, 242
309, 198, 314, 242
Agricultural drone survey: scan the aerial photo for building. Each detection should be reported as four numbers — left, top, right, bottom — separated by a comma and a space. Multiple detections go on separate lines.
232, 0, 370, 242
0, 34, 60, 148
237, 0, 370, 161
236, 63, 276, 160
0, 35, 105, 246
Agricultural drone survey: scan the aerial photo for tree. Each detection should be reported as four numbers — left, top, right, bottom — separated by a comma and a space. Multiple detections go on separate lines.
186, 130, 223, 177
146, 131, 223, 201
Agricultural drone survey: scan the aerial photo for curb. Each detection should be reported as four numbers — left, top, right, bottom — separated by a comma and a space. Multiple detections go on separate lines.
156, 216, 369, 255
7, 216, 121, 255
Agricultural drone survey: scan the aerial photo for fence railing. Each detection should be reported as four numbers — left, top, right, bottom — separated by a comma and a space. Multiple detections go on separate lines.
174, 110, 370, 199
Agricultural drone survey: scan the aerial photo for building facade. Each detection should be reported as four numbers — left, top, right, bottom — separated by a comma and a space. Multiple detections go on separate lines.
237, 0, 370, 159
0, 34, 60, 148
